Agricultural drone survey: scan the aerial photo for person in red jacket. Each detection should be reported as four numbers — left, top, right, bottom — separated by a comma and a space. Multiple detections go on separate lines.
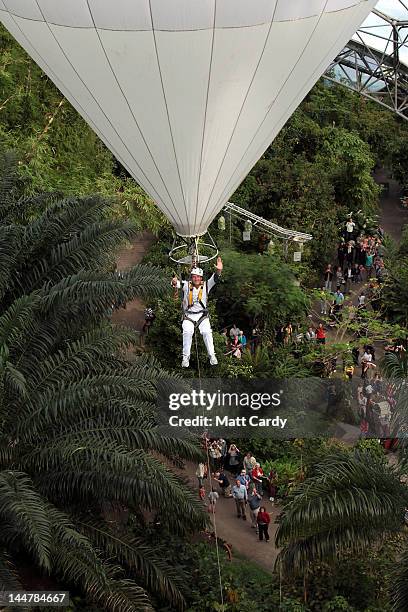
316, 323, 326, 345
257, 507, 270, 542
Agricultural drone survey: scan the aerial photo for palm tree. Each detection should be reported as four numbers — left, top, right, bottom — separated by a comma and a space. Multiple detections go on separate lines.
0, 154, 206, 610
275, 449, 408, 611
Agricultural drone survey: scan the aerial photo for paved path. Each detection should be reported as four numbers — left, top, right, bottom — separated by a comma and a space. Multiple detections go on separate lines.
112, 231, 155, 331
186, 462, 280, 572
375, 168, 408, 242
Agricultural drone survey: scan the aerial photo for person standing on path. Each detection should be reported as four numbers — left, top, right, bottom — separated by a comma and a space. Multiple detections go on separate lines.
266, 468, 277, 502
319, 288, 328, 315
345, 265, 352, 294
257, 507, 270, 542
316, 323, 326, 345
334, 289, 345, 315
365, 250, 374, 279
208, 488, 219, 513
218, 437, 227, 468
345, 217, 355, 241
248, 484, 262, 532
229, 324, 240, 341
213, 471, 232, 497
358, 293, 366, 310
251, 463, 264, 495
227, 444, 241, 475
243, 452, 254, 476
195, 462, 206, 488
335, 266, 344, 287
238, 469, 251, 490
337, 242, 346, 270
306, 326, 316, 341
324, 264, 333, 290
346, 241, 355, 267
232, 479, 247, 520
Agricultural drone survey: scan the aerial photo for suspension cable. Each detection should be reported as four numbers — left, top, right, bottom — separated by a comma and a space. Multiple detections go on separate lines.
191, 238, 224, 609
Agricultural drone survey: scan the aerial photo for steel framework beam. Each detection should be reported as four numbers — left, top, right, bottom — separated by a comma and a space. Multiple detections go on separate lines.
326, 1, 408, 120
223, 202, 312, 242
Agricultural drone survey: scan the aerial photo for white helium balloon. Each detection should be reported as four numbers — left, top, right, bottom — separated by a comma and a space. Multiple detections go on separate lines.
0, 0, 376, 236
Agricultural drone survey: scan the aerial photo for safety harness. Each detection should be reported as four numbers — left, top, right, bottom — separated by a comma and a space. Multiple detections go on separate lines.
183, 280, 209, 329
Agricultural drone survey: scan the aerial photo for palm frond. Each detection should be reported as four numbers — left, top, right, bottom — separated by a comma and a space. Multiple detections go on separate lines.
40, 268, 168, 315
22, 325, 137, 394
0, 471, 52, 571
276, 451, 408, 575
0, 225, 20, 300
381, 352, 408, 379
391, 545, 408, 612
0, 548, 23, 591
77, 516, 186, 608
0, 164, 203, 609
34, 451, 207, 535
24, 220, 137, 292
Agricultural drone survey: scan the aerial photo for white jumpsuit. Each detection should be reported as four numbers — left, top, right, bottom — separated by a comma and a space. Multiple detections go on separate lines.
176, 274, 219, 361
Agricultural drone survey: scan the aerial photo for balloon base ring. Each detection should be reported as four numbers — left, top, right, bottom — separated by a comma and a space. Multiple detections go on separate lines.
169, 232, 218, 266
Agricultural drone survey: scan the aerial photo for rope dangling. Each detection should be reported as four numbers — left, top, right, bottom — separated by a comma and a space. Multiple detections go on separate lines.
192, 269, 224, 608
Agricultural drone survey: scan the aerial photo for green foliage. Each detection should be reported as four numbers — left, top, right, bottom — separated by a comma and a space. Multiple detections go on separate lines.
276, 450, 408, 611
322, 596, 355, 611
157, 532, 401, 612
355, 438, 387, 461
381, 227, 408, 325
216, 250, 309, 331
181, 542, 287, 612
0, 157, 207, 610
262, 457, 302, 497
231, 80, 388, 270
304, 81, 403, 170
390, 136, 408, 190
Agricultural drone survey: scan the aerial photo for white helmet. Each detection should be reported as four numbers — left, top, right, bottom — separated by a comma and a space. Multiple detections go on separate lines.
191, 267, 203, 277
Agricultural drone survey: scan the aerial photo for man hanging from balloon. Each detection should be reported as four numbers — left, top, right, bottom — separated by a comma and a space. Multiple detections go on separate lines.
172, 257, 223, 368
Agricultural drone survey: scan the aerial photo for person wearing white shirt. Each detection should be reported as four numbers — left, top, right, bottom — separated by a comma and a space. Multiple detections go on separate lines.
358, 293, 366, 308
305, 327, 316, 341
346, 218, 355, 239
172, 257, 223, 368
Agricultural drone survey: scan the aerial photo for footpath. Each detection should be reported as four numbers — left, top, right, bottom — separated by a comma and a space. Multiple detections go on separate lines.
112, 231, 155, 331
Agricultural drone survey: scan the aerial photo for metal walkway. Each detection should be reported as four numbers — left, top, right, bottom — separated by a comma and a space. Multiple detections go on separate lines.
223, 202, 312, 242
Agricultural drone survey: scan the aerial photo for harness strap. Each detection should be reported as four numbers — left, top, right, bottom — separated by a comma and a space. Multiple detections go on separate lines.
183, 311, 209, 329
188, 281, 204, 308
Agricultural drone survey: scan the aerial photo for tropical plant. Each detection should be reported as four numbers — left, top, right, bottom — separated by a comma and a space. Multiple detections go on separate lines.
216, 250, 309, 332
0, 156, 206, 610
275, 450, 408, 611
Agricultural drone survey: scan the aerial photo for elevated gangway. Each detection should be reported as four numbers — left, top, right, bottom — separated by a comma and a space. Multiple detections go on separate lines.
223, 202, 312, 242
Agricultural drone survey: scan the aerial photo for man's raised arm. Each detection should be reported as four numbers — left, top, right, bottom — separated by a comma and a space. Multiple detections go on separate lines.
207, 256, 223, 292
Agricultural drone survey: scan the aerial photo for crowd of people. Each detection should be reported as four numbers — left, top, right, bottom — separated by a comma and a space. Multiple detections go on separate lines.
221, 324, 261, 359
318, 215, 408, 441
323, 216, 386, 294
196, 441, 275, 543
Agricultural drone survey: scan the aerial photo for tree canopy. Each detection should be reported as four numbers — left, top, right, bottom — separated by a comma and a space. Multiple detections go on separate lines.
0, 154, 206, 610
